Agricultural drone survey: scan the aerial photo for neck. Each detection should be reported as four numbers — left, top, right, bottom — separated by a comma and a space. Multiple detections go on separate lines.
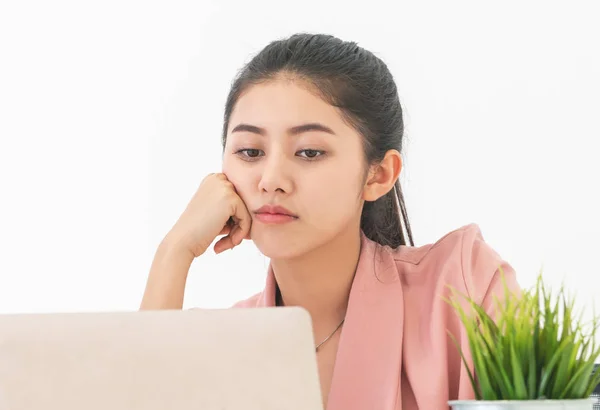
271, 225, 362, 338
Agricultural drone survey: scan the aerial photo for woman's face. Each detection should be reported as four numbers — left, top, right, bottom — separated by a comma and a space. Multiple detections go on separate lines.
222, 78, 368, 259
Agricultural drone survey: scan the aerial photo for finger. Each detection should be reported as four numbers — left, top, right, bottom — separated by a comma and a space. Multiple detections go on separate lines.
213, 234, 234, 254
231, 220, 251, 245
228, 223, 246, 248
231, 201, 252, 246
218, 224, 232, 236
214, 219, 247, 253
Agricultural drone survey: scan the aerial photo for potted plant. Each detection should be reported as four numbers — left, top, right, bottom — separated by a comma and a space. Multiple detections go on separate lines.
447, 270, 600, 409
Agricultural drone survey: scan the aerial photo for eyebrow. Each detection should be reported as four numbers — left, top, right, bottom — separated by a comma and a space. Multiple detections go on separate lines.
231, 122, 336, 136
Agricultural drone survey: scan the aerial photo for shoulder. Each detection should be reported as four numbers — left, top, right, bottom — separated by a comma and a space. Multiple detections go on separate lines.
388, 223, 483, 264
388, 223, 517, 304
230, 223, 517, 308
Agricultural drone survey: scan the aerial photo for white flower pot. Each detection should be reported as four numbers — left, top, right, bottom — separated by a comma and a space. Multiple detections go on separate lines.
448, 399, 594, 410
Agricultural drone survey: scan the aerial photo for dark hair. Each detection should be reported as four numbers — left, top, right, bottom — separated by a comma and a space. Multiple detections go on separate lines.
221, 33, 414, 248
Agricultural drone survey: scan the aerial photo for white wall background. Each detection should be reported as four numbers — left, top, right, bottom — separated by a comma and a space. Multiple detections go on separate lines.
1, 1, 598, 327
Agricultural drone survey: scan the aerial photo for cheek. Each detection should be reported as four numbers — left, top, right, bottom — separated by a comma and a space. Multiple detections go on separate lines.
222, 161, 253, 201
302, 163, 364, 218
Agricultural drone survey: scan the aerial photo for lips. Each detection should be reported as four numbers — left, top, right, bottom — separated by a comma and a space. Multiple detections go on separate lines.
253, 204, 298, 224
254, 204, 297, 217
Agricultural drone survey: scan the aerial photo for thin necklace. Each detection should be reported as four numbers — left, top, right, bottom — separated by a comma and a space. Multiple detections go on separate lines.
315, 317, 345, 353
275, 286, 345, 353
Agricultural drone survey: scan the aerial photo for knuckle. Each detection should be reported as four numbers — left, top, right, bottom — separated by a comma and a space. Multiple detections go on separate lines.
223, 189, 237, 202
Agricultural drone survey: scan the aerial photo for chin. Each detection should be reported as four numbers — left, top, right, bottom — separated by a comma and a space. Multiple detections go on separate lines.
250, 226, 324, 260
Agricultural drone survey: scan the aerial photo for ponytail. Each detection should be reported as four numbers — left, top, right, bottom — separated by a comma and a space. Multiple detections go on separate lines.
360, 180, 414, 248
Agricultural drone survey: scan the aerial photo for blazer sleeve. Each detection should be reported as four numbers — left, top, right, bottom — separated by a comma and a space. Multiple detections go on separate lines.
460, 224, 521, 314
455, 224, 522, 399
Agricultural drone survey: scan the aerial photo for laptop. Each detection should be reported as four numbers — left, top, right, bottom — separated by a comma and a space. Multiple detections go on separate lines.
0, 307, 324, 410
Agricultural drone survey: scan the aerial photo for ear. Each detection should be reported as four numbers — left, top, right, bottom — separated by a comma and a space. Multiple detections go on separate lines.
363, 150, 403, 202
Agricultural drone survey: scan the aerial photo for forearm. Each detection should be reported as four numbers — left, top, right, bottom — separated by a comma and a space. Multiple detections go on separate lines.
140, 238, 195, 310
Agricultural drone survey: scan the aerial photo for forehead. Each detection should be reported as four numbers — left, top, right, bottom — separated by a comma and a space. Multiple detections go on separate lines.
228, 79, 348, 133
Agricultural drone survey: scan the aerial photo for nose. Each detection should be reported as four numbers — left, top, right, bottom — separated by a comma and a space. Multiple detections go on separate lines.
257, 151, 293, 194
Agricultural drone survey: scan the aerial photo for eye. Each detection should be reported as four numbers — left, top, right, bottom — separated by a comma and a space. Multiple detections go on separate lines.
235, 148, 264, 160
297, 149, 325, 160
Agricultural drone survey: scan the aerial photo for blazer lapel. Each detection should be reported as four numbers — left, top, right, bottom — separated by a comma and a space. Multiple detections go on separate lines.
326, 234, 405, 410
254, 266, 277, 307
254, 233, 405, 410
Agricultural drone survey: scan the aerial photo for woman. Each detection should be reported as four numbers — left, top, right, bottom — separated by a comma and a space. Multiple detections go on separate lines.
141, 33, 520, 410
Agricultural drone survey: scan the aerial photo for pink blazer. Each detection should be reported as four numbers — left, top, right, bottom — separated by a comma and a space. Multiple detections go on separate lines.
233, 223, 520, 410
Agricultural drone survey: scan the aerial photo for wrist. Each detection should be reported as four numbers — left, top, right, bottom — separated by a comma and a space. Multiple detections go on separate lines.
158, 234, 196, 265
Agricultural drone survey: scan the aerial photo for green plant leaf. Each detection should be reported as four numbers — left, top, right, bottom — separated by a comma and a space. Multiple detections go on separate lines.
445, 270, 600, 401
561, 359, 596, 398
472, 336, 497, 400
583, 365, 600, 397
538, 331, 574, 394
478, 327, 515, 399
447, 329, 482, 400
527, 343, 537, 399
551, 339, 575, 398
509, 338, 528, 399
